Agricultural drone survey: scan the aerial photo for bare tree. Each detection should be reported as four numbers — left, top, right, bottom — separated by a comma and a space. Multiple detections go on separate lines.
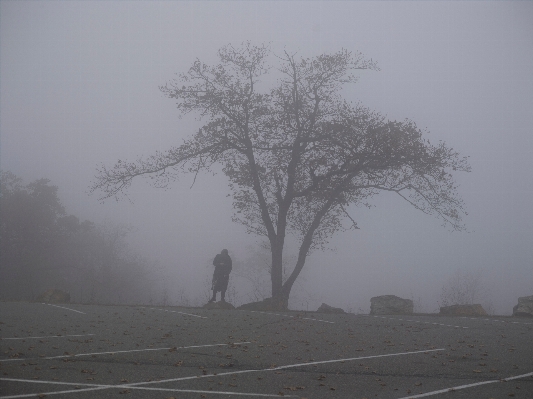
440, 269, 484, 307
91, 43, 470, 308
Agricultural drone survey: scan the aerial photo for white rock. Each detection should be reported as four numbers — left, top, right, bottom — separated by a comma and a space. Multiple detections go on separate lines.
370, 295, 413, 315
512, 295, 533, 317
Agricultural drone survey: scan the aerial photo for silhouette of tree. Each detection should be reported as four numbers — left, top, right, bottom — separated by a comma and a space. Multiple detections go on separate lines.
91, 43, 470, 308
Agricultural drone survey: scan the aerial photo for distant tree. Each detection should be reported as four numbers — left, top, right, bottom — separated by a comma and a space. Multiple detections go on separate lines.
0, 171, 66, 298
90, 43, 470, 308
0, 171, 159, 304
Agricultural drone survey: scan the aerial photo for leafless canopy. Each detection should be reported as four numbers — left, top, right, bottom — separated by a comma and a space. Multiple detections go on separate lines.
91, 43, 470, 301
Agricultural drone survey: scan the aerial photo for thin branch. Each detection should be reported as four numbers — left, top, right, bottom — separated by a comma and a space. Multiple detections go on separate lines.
340, 204, 360, 230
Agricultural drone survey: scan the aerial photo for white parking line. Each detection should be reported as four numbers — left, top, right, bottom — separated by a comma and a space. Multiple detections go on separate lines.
0, 348, 443, 398
143, 307, 207, 318
0, 385, 111, 399
116, 386, 297, 397
397, 371, 533, 398
1, 334, 95, 340
0, 342, 249, 363
43, 304, 85, 314
368, 315, 468, 329
246, 310, 335, 324
1, 378, 99, 386
273, 348, 445, 370
0, 379, 294, 398
503, 371, 533, 381
122, 348, 446, 386
459, 316, 533, 326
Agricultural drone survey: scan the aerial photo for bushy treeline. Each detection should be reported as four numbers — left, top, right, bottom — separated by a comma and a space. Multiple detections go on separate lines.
0, 171, 161, 304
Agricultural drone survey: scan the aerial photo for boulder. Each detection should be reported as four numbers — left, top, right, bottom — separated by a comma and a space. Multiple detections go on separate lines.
36, 289, 70, 304
439, 304, 487, 316
203, 301, 235, 310
512, 295, 533, 317
317, 303, 345, 314
370, 295, 413, 315
237, 297, 288, 312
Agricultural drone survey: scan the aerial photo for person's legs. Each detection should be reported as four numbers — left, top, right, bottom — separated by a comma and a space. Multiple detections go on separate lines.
220, 273, 229, 302
210, 269, 220, 302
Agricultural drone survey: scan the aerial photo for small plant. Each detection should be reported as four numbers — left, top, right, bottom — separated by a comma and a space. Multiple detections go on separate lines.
439, 269, 490, 309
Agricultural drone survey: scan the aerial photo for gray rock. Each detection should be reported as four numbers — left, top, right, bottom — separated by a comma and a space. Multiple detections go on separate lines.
202, 301, 235, 310
237, 297, 288, 311
370, 295, 413, 315
512, 295, 533, 317
36, 289, 70, 304
439, 304, 487, 316
317, 303, 345, 314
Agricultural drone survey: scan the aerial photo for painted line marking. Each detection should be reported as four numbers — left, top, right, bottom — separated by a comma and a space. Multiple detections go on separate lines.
272, 348, 445, 371
503, 371, 533, 381
144, 307, 207, 319
362, 314, 533, 326
0, 348, 442, 398
459, 316, 533, 326
368, 315, 468, 329
126, 386, 296, 397
0, 341, 250, 363
0, 379, 293, 398
246, 310, 335, 324
397, 371, 533, 398
121, 348, 446, 387
0, 378, 100, 387
8, 372, 532, 399
1, 334, 95, 341
0, 386, 111, 399
43, 304, 85, 314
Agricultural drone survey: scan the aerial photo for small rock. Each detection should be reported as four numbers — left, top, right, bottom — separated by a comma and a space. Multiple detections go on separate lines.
202, 301, 235, 310
370, 295, 413, 315
36, 289, 70, 304
317, 303, 345, 314
512, 295, 533, 317
237, 297, 288, 311
439, 304, 487, 316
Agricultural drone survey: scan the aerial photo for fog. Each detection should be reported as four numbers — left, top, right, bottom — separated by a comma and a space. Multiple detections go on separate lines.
1, 2, 532, 314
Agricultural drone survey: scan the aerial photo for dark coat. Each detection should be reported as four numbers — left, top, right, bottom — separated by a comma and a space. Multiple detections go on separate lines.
212, 253, 232, 292
213, 253, 232, 274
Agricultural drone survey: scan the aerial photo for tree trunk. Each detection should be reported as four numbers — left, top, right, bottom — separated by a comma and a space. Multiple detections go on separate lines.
270, 241, 283, 298
280, 237, 311, 303
280, 194, 342, 304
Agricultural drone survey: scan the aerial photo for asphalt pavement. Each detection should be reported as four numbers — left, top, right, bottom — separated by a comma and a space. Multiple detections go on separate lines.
1, 302, 532, 398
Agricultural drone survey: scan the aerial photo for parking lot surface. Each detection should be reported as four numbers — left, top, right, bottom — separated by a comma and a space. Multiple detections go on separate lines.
1, 302, 532, 398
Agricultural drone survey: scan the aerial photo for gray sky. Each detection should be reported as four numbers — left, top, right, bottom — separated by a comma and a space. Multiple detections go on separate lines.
1, 1, 532, 313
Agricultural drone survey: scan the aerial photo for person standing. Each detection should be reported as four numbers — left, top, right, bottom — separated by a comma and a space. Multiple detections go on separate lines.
209, 249, 232, 302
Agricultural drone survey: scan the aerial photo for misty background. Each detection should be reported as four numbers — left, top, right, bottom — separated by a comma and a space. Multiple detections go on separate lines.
1, 1, 532, 314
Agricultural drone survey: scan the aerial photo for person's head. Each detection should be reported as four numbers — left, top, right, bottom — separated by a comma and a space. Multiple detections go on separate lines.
221, 249, 228, 255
